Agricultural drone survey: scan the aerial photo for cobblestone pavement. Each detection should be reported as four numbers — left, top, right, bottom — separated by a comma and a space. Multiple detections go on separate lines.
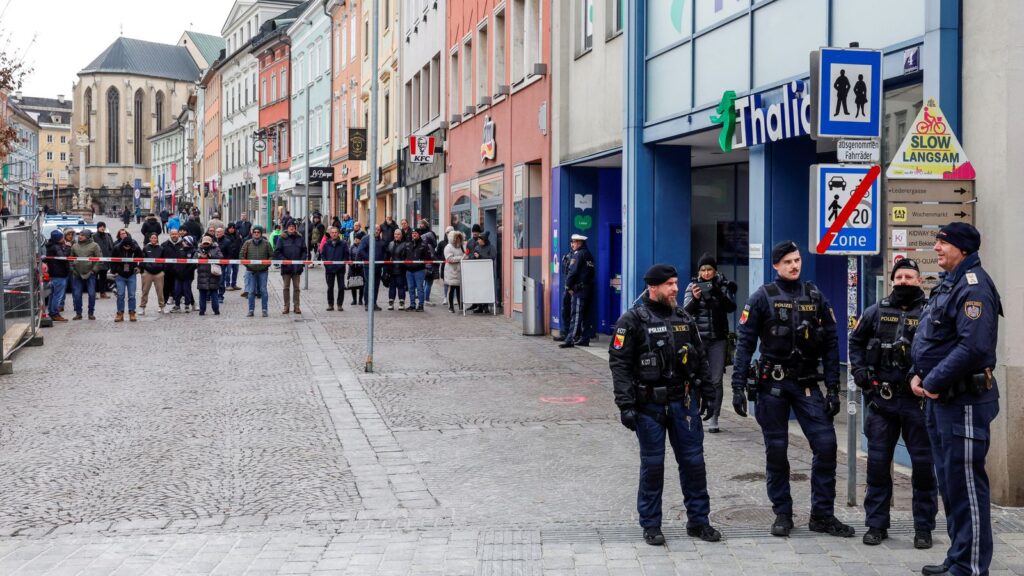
1, 224, 1022, 574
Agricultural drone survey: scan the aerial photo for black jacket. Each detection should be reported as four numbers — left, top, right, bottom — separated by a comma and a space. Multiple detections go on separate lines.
45, 239, 71, 278
387, 239, 408, 274
141, 217, 163, 241
161, 239, 188, 279
683, 274, 738, 341
140, 242, 165, 274
399, 239, 433, 272
183, 219, 204, 243
320, 238, 350, 273
111, 238, 143, 278
564, 245, 595, 293
236, 219, 253, 240
195, 244, 224, 291
94, 231, 115, 272
274, 232, 308, 275
218, 232, 243, 259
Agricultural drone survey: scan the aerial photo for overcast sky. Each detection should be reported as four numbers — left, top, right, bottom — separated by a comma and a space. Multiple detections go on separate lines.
1, 0, 234, 99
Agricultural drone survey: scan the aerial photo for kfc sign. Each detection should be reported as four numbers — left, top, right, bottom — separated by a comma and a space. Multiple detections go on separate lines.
410, 136, 436, 163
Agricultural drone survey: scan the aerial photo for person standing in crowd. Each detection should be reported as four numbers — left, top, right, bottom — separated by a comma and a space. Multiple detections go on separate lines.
330, 215, 342, 231
183, 215, 204, 245
161, 230, 187, 312
683, 254, 738, 433
93, 222, 115, 300
159, 207, 170, 232
280, 211, 294, 230
195, 235, 223, 316
236, 212, 253, 241
554, 249, 573, 342
220, 224, 243, 294
121, 206, 132, 228
559, 234, 595, 347
451, 214, 471, 238
467, 231, 497, 314
208, 212, 225, 232
309, 213, 326, 261
141, 213, 162, 241
731, 241, 853, 539
467, 223, 482, 254
436, 226, 453, 306
274, 221, 307, 314
134, 205, 142, 225
402, 229, 433, 312
609, 264, 722, 546
350, 221, 365, 243
444, 230, 465, 313
240, 226, 272, 317
358, 224, 386, 311
417, 220, 438, 306
347, 235, 365, 306
70, 229, 102, 320
269, 224, 283, 250
321, 226, 349, 311
167, 212, 181, 233
0, 204, 10, 226
379, 215, 395, 241
111, 229, 142, 322
911, 223, 1001, 576
398, 218, 412, 242
139, 232, 166, 315
849, 258, 936, 549
386, 228, 408, 310
45, 230, 71, 322
176, 236, 198, 313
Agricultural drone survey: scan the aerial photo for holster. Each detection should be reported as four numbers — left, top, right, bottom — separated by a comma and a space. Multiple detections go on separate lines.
943, 369, 996, 401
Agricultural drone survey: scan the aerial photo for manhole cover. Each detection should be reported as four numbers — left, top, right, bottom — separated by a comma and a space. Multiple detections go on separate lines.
729, 472, 809, 482
711, 505, 808, 528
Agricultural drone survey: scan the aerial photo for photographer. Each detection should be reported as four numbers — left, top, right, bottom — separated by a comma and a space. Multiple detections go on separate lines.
683, 254, 737, 433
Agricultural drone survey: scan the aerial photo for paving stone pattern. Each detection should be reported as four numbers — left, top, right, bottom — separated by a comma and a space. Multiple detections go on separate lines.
1, 223, 1022, 574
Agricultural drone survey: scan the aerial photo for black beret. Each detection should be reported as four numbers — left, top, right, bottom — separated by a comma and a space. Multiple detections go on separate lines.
697, 253, 717, 270
936, 222, 980, 254
644, 264, 678, 286
890, 257, 921, 280
771, 240, 800, 264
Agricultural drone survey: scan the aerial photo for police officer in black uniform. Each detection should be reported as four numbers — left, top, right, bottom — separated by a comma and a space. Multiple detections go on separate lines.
910, 223, 1001, 576
610, 264, 722, 546
560, 234, 595, 348
849, 258, 936, 549
731, 241, 854, 538
554, 248, 573, 342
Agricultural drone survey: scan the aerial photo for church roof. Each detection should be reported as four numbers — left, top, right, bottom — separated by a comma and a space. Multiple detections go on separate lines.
183, 31, 225, 67
80, 37, 201, 82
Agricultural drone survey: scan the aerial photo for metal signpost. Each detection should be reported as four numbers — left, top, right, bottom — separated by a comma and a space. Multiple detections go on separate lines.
810, 44, 883, 508
366, 0, 380, 373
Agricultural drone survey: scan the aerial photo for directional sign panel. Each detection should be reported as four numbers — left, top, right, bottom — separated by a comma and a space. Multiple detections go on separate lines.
886, 179, 975, 203
809, 164, 880, 255
890, 227, 941, 250
811, 48, 883, 139
887, 203, 974, 227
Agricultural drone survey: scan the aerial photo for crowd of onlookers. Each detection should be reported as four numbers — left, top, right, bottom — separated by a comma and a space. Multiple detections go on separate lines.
43, 210, 500, 322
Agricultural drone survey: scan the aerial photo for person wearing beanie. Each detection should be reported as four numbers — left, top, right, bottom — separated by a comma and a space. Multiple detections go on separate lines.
111, 228, 143, 322
683, 253, 737, 433
45, 229, 72, 321
559, 234, 595, 347
609, 263, 722, 546
910, 222, 1001, 576
161, 229, 188, 312
240, 225, 273, 317
731, 240, 853, 539
195, 235, 224, 316
848, 258, 936, 549
69, 229, 102, 320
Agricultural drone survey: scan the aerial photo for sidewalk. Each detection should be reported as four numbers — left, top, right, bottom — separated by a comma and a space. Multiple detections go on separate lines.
0, 252, 1021, 575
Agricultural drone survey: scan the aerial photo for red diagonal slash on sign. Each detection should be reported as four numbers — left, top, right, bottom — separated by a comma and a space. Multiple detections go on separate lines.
816, 165, 881, 254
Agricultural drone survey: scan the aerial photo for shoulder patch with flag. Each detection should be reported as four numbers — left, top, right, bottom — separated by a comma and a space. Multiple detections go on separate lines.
739, 305, 750, 325
964, 300, 983, 320
612, 327, 626, 350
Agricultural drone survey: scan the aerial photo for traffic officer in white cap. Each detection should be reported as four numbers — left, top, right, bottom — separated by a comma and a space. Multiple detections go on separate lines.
560, 233, 595, 348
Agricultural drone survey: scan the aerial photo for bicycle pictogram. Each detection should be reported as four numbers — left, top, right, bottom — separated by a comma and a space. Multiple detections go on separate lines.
916, 108, 947, 134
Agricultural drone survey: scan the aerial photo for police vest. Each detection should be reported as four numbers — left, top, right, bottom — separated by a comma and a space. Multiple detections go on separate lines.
759, 282, 826, 362
867, 299, 923, 380
633, 305, 698, 386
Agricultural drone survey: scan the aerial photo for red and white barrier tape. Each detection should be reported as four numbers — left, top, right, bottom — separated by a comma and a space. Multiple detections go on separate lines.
41, 256, 444, 266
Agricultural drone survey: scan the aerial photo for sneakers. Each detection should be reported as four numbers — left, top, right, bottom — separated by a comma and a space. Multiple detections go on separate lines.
771, 514, 794, 537
643, 527, 666, 546
862, 527, 888, 546
387, 301, 394, 310
51, 314, 67, 322
262, 311, 268, 317
398, 300, 406, 310
171, 305, 181, 313
129, 312, 137, 322
247, 310, 254, 317
809, 515, 855, 538
914, 530, 932, 549
115, 312, 124, 322
158, 307, 165, 314
139, 307, 145, 316
327, 306, 335, 311
184, 305, 192, 313
416, 306, 424, 312
686, 524, 722, 542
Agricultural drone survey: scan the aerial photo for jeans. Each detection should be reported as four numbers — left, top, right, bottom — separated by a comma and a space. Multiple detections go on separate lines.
225, 264, 239, 287
114, 274, 137, 313
325, 270, 346, 307
71, 275, 96, 315
406, 270, 426, 308
48, 276, 67, 317
247, 270, 269, 312
388, 270, 407, 302
173, 278, 194, 306
423, 273, 433, 302
198, 289, 220, 314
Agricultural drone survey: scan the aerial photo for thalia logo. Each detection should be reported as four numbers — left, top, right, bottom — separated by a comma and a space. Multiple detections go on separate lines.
712, 80, 812, 152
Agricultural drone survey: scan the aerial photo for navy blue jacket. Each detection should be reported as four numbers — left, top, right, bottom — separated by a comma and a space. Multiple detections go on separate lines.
273, 232, 308, 275
731, 278, 841, 389
320, 238, 350, 274
911, 252, 1001, 404
564, 246, 596, 293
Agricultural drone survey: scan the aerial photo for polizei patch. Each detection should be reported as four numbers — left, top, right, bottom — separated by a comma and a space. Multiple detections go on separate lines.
964, 300, 982, 320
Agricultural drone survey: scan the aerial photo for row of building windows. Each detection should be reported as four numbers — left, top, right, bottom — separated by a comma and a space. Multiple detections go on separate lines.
405, 53, 442, 134
45, 134, 68, 144
82, 86, 167, 166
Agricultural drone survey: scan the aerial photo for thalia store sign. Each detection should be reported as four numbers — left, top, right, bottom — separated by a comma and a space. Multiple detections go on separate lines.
710, 80, 812, 152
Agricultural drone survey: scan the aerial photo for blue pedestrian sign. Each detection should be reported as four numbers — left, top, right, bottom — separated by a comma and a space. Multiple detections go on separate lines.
809, 164, 881, 255
811, 48, 882, 139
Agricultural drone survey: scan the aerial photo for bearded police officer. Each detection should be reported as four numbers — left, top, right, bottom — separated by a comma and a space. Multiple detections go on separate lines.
849, 258, 936, 549
731, 241, 854, 538
610, 264, 722, 546
910, 223, 1001, 576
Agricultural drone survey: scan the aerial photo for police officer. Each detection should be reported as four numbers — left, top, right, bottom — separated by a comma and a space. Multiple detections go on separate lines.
610, 264, 722, 546
554, 248, 573, 342
731, 241, 854, 538
560, 234, 595, 348
849, 258, 936, 549
910, 223, 1001, 576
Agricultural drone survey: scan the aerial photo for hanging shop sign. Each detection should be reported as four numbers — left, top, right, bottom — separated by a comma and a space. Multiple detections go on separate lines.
886, 98, 976, 180
711, 80, 812, 153
410, 136, 436, 163
481, 116, 496, 161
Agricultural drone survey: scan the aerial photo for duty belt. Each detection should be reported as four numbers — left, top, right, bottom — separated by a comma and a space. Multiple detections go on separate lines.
943, 369, 995, 402
637, 383, 691, 404
876, 380, 911, 400
757, 359, 823, 385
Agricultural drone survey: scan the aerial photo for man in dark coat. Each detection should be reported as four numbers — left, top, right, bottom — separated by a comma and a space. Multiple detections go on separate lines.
273, 221, 308, 314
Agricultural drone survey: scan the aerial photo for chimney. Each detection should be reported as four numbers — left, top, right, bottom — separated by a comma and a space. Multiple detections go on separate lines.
14, 91, 22, 100
57, 94, 65, 104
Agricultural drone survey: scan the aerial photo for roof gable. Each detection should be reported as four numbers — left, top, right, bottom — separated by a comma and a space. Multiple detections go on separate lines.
81, 38, 201, 83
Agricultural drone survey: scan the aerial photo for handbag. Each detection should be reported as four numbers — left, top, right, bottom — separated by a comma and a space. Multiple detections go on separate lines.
348, 275, 364, 288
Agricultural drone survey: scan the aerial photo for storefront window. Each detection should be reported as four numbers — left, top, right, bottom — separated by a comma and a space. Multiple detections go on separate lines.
694, 18, 749, 106
646, 0, 691, 55
646, 43, 692, 121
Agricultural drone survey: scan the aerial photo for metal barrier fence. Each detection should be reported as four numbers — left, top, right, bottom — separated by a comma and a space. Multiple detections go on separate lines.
1, 214, 43, 362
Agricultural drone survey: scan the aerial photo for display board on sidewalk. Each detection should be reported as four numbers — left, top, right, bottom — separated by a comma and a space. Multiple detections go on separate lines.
460, 259, 496, 314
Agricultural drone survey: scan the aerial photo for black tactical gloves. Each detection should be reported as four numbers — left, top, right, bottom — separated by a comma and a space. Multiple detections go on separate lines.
732, 387, 748, 417
825, 387, 842, 418
620, 408, 638, 431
